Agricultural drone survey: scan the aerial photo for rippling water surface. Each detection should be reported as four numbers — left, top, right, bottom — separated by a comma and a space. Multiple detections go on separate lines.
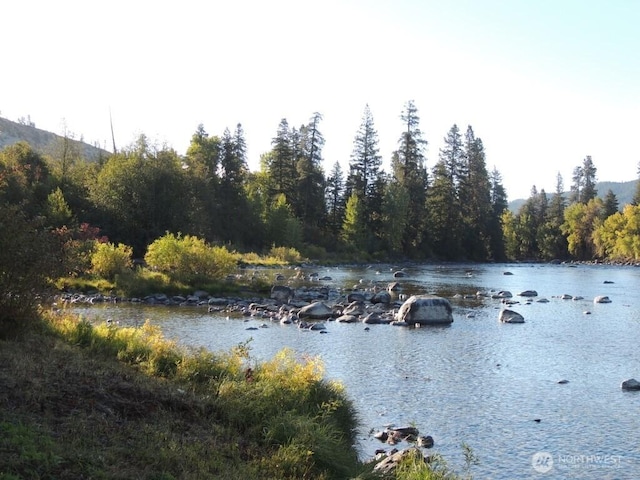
73, 263, 640, 479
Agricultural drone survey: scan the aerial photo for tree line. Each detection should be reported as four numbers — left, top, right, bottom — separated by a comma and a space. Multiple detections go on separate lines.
2, 101, 640, 267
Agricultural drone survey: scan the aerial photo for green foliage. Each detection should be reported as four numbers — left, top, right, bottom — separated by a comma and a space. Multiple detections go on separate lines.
0, 141, 52, 217
45, 186, 73, 227
341, 193, 367, 251
561, 198, 604, 259
593, 203, 640, 260
88, 142, 188, 255
391, 101, 428, 255
144, 232, 237, 284
382, 181, 410, 255
268, 245, 303, 263
0, 204, 64, 335
264, 194, 303, 248
8, 114, 628, 265
90, 241, 133, 280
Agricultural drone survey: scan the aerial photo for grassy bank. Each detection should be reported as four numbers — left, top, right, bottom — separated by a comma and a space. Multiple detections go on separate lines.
0, 311, 468, 479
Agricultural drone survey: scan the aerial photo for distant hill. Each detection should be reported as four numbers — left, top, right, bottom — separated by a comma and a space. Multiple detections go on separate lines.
508, 180, 637, 212
0, 116, 110, 161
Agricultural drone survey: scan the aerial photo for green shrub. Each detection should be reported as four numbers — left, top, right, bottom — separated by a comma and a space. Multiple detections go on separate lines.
90, 242, 133, 280
268, 246, 303, 263
145, 233, 237, 283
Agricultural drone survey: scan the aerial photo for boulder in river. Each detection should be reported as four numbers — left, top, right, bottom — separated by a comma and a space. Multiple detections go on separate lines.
395, 295, 453, 325
297, 301, 333, 319
594, 295, 612, 304
499, 309, 525, 323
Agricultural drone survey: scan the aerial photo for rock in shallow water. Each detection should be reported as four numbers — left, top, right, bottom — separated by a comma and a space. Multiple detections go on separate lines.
499, 309, 525, 323
395, 295, 453, 325
621, 378, 640, 391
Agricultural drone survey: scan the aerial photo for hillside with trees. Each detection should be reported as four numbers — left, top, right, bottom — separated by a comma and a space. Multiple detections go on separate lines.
0, 116, 109, 161
2, 103, 640, 273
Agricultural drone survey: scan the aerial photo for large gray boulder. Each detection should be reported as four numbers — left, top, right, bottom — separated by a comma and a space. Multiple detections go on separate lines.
395, 295, 453, 325
499, 309, 525, 323
297, 301, 334, 319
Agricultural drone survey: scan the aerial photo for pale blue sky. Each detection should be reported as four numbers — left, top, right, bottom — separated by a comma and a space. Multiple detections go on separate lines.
2, 0, 638, 200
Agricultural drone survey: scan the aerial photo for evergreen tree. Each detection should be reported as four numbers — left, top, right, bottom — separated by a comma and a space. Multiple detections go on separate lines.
581, 155, 598, 202
295, 113, 326, 236
603, 189, 619, 218
391, 100, 428, 255
513, 186, 547, 259
459, 126, 492, 260
488, 167, 508, 260
267, 119, 297, 202
366, 172, 387, 252
346, 105, 383, 250
381, 180, 410, 256
218, 124, 255, 247
426, 160, 460, 259
346, 105, 382, 205
324, 161, 345, 243
183, 124, 220, 239
439, 124, 466, 187
537, 172, 569, 260
426, 125, 465, 259
633, 160, 640, 206
569, 155, 598, 204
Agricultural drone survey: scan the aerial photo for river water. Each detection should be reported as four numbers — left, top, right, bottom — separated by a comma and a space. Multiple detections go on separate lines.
71, 263, 640, 479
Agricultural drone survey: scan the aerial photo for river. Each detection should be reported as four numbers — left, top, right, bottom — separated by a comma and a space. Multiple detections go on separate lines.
71, 262, 640, 479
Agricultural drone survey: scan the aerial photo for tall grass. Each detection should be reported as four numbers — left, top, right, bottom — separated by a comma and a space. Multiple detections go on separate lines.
45, 312, 362, 479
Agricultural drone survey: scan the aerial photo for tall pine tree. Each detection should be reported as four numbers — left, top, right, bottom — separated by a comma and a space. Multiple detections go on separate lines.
346, 105, 384, 251
325, 161, 345, 239
390, 100, 428, 255
295, 113, 326, 238
426, 125, 465, 259
267, 119, 297, 203
459, 126, 492, 260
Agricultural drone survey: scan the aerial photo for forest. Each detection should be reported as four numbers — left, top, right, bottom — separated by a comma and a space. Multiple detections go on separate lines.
2, 100, 640, 275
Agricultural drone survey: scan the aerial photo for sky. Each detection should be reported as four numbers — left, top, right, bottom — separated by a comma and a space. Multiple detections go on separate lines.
1, 0, 638, 201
